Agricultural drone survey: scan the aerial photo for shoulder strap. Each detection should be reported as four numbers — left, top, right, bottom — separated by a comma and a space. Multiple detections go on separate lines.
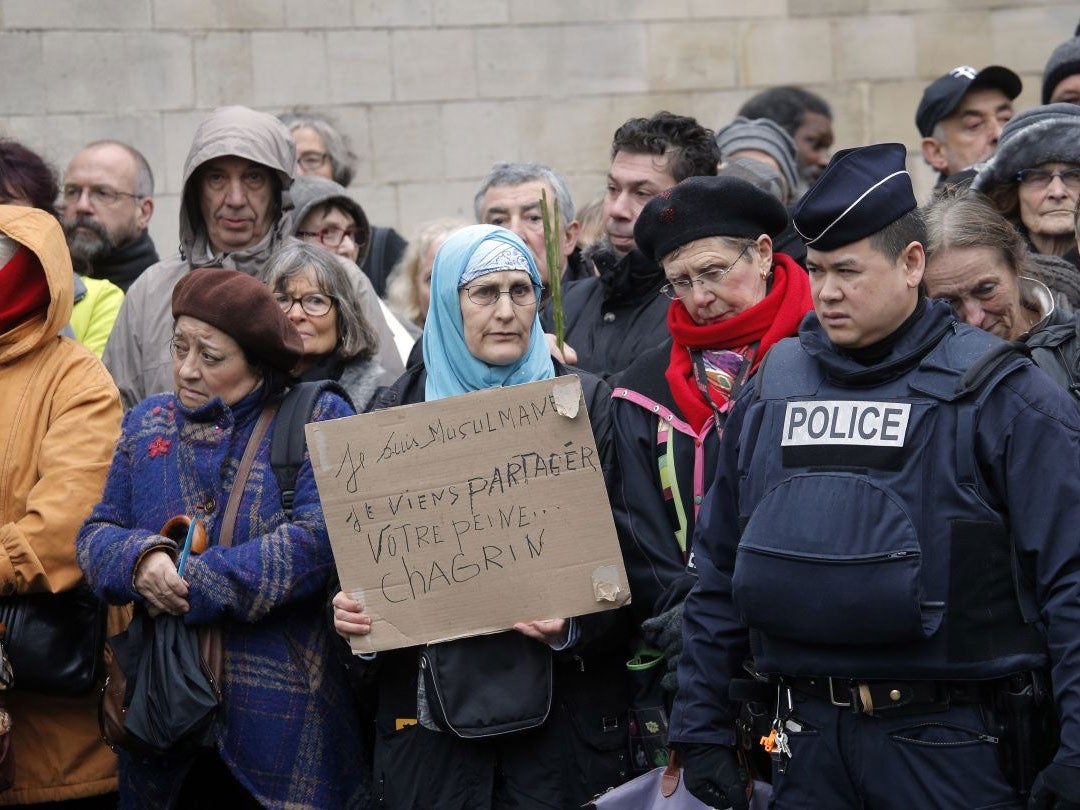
754, 336, 820, 400
219, 402, 279, 549
270, 381, 351, 517
953, 341, 1031, 488
367, 227, 389, 278
955, 339, 1031, 399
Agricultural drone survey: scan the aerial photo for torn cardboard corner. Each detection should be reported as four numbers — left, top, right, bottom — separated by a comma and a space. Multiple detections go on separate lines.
592, 564, 629, 604
552, 379, 581, 419
307, 376, 631, 653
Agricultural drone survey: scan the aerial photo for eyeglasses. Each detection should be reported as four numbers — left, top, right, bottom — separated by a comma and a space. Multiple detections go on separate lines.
660, 245, 752, 300
461, 281, 542, 307
273, 292, 335, 317
297, 226, 357, 249
1015, 167, 1080, 192
61, 184, 141, 207
297, 152, 329, 171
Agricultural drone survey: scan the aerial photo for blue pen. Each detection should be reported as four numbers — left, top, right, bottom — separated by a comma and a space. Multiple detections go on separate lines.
176, 517, 197, 576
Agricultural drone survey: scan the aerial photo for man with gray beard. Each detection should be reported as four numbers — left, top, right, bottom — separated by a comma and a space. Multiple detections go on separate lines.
61, 140, 159, 291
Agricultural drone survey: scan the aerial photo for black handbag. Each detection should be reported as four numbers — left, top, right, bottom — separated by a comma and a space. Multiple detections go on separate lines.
0, 585, 107, 695
420, 631, 552, 738
99, 402, 278, 753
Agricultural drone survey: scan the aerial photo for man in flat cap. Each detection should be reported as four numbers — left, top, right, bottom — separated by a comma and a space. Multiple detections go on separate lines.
917, 65, 1021, 187
669, 143, 1080, 809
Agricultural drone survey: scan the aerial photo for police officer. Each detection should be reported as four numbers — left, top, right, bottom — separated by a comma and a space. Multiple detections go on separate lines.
668, 143, 1080, 810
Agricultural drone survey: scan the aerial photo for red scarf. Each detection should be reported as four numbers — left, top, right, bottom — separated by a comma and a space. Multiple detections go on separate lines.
665, 253, 811, 432
0, 247, 49, 335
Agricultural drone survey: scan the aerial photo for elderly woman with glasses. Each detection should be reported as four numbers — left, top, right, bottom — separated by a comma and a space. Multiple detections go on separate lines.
332, 224, 635, 809
973, 103, 1080, 279
264, 240, 385, 411
608, 176, 811, 706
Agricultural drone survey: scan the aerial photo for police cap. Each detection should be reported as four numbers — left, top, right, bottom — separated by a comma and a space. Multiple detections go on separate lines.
791, 143, 917, 252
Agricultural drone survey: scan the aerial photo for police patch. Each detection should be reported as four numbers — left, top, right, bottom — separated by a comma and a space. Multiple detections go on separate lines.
781, 401, 911, 469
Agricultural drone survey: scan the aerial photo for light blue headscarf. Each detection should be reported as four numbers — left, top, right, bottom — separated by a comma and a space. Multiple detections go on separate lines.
423, 225, 555, 401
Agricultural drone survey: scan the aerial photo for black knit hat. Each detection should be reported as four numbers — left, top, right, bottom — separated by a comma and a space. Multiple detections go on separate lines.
792, 143, 917, 252
1042, 21, 1080, 104
633, 175, 790, 264
916, 65, 1022, 137
172, 267, 304, 373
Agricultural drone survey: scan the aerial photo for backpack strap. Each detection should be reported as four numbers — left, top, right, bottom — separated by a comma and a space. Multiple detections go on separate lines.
953, 341, 1031, 488
271, 381, 352, 518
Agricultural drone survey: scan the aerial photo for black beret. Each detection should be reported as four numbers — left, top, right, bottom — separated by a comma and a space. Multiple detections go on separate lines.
791, 143, 917, 252
633, 175, 790, 264
172, 267, 304, 373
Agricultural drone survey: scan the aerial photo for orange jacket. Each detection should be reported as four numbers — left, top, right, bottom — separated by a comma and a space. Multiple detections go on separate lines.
0, 206, 123, 803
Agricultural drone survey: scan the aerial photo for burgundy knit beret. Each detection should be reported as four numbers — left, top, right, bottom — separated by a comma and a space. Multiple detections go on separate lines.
172, 267, 303, 373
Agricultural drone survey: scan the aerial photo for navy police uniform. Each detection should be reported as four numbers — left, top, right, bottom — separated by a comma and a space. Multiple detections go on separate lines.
670, 144, 1080, 809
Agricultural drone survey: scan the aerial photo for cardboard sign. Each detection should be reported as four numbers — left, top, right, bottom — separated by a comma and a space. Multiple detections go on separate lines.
306, 376, 631, 653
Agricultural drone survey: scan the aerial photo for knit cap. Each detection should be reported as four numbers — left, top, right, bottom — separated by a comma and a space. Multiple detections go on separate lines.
715, 117, 800, 200
970, 103, 1080, 192
1042, 21, 1080, 104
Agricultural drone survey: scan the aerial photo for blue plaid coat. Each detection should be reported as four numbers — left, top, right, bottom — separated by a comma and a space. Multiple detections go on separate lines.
78, 387, 369, 809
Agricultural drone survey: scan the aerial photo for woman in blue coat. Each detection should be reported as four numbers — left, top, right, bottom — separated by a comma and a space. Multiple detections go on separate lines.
78, 268, 367, 809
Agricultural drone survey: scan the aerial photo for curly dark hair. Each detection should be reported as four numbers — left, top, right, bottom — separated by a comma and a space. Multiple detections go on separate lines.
0, 139, 60, 218
737, 86, 833, 137
610, 111, 719, 182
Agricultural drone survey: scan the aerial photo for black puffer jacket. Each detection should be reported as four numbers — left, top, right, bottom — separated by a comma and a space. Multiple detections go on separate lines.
1025, 304, 1080, 400
542, 247, 671, 379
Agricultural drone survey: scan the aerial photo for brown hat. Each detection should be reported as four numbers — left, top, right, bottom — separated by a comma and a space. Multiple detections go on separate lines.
172, 267, 303, 372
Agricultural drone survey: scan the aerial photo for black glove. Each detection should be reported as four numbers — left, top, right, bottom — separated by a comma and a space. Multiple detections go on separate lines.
641, 603, 683, 694
1031, 763, 1080, 810
678, 742, 749, 810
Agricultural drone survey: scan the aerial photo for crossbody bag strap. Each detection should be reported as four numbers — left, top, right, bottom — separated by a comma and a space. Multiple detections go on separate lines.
218, 401, 279, 550
198, 401, 279, 698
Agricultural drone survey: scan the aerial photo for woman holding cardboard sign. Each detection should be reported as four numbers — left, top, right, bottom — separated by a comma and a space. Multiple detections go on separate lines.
333, 224, 634, 808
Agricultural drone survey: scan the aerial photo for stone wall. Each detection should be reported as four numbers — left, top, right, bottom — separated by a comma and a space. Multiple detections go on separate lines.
1, 0, 1075, 252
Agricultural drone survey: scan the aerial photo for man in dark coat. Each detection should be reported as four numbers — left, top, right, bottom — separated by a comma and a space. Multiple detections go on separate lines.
542, 111, 719, 378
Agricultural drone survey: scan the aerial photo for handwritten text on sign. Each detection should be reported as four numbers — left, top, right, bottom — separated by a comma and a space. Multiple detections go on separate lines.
306, 377, 630, 653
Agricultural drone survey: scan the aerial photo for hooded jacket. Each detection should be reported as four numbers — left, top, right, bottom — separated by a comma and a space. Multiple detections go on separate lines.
0, 206, 123, 804
285, 175, 372, 266
102, 106, 404, 409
